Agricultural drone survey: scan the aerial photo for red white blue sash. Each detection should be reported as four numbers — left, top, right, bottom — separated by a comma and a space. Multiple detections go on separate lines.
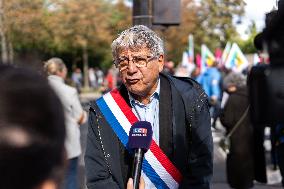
96, 89, 182, 189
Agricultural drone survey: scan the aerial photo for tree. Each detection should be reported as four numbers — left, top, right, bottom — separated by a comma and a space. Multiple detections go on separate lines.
156, 0, 245, 65
46, 0, 113, 89
109, 0, 132, 36
0, 0, 48, 64
238, 21, 258, 53
159, 0, 198, 64
0, 0, 8, 64
195, 0, 245, 49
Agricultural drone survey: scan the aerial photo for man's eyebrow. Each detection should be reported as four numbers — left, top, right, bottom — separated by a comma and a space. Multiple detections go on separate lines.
118, 54, 148, 59
118, 56, 128, 59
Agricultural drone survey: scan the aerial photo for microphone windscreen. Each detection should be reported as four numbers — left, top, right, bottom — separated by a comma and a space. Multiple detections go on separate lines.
128, 121, 153, 151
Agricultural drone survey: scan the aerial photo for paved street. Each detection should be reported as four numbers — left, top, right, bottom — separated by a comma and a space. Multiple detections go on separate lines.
77, 93, 283, 189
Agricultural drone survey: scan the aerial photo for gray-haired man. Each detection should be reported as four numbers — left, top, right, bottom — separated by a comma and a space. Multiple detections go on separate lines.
85, 25, 213, 189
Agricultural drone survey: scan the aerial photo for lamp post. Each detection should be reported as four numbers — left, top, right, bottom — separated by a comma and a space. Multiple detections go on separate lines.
132, 0, 152, 28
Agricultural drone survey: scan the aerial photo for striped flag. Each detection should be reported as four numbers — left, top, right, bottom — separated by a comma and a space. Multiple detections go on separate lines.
221, 42, 231, 65
181, 51, 195, 75
201, 44, 216, 73
225, 43, 249, 73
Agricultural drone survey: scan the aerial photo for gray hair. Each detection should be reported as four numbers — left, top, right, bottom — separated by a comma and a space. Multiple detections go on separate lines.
223, 72, 246, 90
111, 25, 164, 64
43, 57, 66, 76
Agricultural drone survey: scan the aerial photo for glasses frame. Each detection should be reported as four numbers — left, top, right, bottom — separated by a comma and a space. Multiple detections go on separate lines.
114, 55, 158, 72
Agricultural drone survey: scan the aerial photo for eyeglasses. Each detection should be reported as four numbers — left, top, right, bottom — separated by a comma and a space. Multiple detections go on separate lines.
115, 55, 158, 71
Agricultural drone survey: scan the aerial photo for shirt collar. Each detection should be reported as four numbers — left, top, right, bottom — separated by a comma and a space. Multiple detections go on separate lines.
128, 78, 160, 106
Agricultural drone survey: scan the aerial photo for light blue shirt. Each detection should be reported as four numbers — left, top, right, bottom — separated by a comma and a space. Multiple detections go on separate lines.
129, 79, 160, 145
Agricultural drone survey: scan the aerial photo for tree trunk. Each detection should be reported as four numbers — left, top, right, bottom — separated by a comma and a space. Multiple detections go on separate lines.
0, 0, 8, 64
83, 45, 89, 90
8, 39, 13, 64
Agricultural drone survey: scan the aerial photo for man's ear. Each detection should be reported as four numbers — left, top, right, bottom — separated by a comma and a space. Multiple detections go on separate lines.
158, 54, 164, 72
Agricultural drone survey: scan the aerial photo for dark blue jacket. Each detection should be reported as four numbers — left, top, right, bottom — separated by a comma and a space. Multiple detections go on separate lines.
85, 73, 213, 189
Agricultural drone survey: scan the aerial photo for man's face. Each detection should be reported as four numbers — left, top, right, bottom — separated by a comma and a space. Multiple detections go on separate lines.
117, 47, 164, 98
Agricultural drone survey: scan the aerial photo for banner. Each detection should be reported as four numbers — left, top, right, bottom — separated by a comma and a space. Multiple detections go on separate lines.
181, 51, 195, 75
225, 43, 249, 73
201, 44, 216, 73
221, 42, 231, 65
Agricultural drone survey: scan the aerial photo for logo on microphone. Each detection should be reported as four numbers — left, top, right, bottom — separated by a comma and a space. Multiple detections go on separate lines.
132, 128, 148, 136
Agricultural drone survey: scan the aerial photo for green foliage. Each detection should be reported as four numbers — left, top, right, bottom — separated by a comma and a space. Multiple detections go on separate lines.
195, 0, 245, 49
1, 0, 247, 69
162, 0, 245, 65
238, 21, 258, 53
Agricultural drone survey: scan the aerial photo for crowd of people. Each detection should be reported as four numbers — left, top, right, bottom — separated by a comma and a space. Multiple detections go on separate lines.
69, 66, 118, 94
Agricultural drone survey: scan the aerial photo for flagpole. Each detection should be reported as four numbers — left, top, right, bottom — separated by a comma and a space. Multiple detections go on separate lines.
188, 34, 194, 63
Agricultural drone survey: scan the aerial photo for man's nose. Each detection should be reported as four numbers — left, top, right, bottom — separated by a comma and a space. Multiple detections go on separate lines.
127, 61, 138, 73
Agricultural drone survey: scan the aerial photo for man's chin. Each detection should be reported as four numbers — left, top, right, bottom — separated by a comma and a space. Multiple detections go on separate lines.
126, 85, 145, 96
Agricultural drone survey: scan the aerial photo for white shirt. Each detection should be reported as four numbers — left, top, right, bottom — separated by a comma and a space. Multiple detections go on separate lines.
129, 79, 160, 189
48, 75, 84, 159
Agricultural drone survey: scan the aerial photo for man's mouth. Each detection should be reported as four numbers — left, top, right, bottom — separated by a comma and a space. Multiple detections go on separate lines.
127, 78, 139, 84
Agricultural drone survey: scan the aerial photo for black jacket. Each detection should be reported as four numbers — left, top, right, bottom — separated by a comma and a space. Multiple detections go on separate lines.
220, 86, 267, 188
84, 73, 213, 189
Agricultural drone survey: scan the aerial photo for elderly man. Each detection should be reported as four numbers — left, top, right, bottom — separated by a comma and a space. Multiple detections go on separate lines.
85, 25, 213, 189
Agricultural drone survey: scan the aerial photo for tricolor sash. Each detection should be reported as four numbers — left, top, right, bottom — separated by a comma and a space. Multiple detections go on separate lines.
96, 89, 182, 189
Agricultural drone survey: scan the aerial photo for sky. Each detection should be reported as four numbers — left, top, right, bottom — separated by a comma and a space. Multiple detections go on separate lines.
237, 0, 278, 39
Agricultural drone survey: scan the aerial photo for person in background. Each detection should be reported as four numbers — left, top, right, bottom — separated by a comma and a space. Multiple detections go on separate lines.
95, 67, 104, 88
274, 123, 284, 186
220, 72, 266, 189
0, 65, 66, 189
44, 58, 87, 189
0, 64, 144, 189
89, 67, 97, 89
105, 69, 115, 93
198, 61, 222, 129
85, 25, 212, 189
72, 67, 83, 93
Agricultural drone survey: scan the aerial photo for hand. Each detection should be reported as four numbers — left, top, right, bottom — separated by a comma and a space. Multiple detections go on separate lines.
209, 96, 217, 106
126, 177, 145, 189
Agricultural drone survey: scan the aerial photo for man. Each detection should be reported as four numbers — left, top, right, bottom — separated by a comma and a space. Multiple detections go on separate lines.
44, 58, 87, 189
85, 25, 213, 189
0, 65, 66, 189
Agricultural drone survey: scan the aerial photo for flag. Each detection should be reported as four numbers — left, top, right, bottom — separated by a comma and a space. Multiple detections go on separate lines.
181, 51, 189, 67
215, 48, 222, 65
188, 34, 194, 63
181, 51, 195, 75
201, 44, 215, 73
221, 42, 231, 64
225, 43, 249, 73
253, 53, 260, 65
196, 53, 201, 69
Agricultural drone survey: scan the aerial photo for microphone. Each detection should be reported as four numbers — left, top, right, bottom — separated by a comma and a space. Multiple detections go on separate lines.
128, 121, 153, 189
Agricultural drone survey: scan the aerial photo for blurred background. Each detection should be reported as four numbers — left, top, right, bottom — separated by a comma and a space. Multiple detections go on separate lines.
0, 0, 275, 85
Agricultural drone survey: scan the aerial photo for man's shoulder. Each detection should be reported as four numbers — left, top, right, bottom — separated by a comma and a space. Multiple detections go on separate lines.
165, 74, 209, 113
165, 74, 205, 98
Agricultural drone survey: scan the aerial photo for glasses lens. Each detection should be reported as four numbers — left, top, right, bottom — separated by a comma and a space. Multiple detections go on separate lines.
133, 57, 147, 67
117, 55, 156, 71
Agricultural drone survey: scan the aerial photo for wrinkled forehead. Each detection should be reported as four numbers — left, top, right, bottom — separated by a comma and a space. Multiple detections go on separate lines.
117, 45, 152, 57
